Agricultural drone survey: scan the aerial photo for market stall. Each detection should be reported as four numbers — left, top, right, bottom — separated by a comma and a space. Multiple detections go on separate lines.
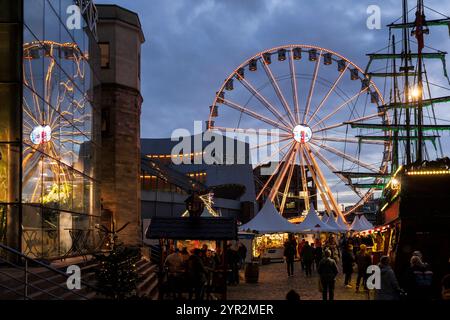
146, 216, 237, 300
239, 200, 298, 261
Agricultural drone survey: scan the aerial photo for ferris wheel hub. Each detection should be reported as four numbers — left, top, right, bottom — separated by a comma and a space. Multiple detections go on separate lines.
293, 124, 312, 143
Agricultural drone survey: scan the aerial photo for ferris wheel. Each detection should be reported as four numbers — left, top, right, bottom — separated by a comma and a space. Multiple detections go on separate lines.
22, 40, 89, 205
207, 45, 392, 220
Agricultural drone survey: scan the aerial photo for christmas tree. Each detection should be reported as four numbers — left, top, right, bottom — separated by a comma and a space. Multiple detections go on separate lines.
93, 222, 141, 299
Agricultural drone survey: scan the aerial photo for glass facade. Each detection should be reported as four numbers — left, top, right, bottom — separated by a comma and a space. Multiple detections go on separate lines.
18, 0, 101, 258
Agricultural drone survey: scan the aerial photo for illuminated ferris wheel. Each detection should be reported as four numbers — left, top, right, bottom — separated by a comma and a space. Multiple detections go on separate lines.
207, 45, 392, 220
22, 40, 90, 204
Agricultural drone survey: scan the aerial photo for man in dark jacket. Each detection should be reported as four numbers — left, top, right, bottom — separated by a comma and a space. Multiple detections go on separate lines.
301, 242, 314, 277
404, 255, 433, 300
187, 249, 208, 300
318, 250, 339, 300
313, 241, 323, 271
284, 240, 296, 277
355, 244, 372, 292
342, 244, 355, 288
375, 256, 402, 300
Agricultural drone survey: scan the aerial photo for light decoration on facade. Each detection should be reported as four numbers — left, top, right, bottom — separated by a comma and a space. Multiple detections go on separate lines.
30, 125, 52, 145
23, 40, 88, 203
181, 192, 219, 217
406, 170, 450, 175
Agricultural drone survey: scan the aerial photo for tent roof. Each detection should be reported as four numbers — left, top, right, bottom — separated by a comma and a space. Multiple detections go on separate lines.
323, 214, 347, 232
239, 200, 298, 234
336, 214, 350, 230
296, 206, 337, 232
349, 215, 371, 232
358, 214, 374, 230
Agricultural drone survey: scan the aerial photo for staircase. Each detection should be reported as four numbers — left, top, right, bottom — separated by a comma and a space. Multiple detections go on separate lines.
0, 243, 159, 300
135, 257, 159, 299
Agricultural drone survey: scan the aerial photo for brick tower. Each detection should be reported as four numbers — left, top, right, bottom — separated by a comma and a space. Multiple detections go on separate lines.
96, 5, 145, 246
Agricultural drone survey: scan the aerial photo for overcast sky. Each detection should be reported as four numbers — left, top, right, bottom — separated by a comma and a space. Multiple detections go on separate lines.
94, 0, 450, 207
95, 0, 450, 137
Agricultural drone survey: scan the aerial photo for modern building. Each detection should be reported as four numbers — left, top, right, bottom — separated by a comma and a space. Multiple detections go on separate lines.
0, 1, 143, 260
140, 134, 257, 224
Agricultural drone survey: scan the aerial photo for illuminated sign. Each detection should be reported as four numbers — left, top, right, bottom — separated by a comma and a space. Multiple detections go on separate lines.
293, 125, 312, 143
30, 125, 52, 145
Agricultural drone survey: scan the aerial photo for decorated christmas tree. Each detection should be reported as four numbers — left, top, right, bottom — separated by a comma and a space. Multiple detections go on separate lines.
93, 222, 141, 299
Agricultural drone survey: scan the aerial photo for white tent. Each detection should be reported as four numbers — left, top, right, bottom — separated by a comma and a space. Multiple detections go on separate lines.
296, 206, 337, 233
336, 213, 350, 231
349, 215, 371, 232
239, 200, 299, 234
322, 214, 348, 232
358, 214, 374, 230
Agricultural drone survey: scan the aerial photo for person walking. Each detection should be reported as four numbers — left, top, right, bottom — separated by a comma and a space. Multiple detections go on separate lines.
355, 244, 372, 292
284, 239, 296, 277
314, 239, 323, 272
375, 256, 402, 300
318, 250, 339, 301
237, 242, 247, 270
342, 244, 355, 288
187, 248, 208, 300
404, 255, 433, 300
297, 239, 306, 272
301, 242, 314, 277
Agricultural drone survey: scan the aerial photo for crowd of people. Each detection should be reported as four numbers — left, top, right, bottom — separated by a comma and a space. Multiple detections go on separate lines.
163, 241, 247, 300
283, 233, 447, 301
163, 244, 219, 300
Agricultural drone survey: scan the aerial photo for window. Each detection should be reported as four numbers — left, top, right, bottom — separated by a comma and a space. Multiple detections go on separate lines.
99, 42, 110, 68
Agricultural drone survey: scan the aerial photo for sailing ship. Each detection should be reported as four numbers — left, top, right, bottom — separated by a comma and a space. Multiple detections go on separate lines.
355, 0, 450, 298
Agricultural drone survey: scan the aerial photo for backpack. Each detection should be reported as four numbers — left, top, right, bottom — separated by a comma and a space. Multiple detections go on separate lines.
413, 270, 433, 288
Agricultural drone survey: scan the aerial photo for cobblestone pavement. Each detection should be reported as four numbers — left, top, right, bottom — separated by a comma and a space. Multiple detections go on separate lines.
228, 261, 372, 300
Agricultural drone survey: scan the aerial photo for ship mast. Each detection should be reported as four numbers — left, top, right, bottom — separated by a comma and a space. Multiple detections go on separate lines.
401, 0, 412, 165
413, 0, 427, 162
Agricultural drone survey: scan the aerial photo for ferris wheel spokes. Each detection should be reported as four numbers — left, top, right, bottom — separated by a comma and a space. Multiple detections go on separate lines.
279, 145, 299, 215
221, 98, 292, 132
310, 140, 381, 173
260, 55, 297, 125
235, 73, 293, 129
300, 144, 333, 214
303, 50, 322, 124
303, 144, 342, 216
256, 141, 296, 200
312, 111, 385, 134
288, 49, 301, 124
254, 139, 294, 171
269, 143, 299, 201
308, 144, 363, 198
307, 62, 349, 125
311, 87, 370, 130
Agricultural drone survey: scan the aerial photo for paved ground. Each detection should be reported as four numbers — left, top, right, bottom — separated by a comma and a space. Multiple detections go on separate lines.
228, 261, 372, 300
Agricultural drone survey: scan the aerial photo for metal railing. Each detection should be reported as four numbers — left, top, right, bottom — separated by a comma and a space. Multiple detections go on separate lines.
0, 243, 100, 300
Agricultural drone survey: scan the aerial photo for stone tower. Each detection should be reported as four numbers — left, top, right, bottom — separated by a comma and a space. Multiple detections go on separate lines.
96, 5, 145, 246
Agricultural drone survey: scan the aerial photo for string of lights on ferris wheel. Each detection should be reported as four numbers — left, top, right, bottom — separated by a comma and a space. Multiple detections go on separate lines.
207, 45, 393, 222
